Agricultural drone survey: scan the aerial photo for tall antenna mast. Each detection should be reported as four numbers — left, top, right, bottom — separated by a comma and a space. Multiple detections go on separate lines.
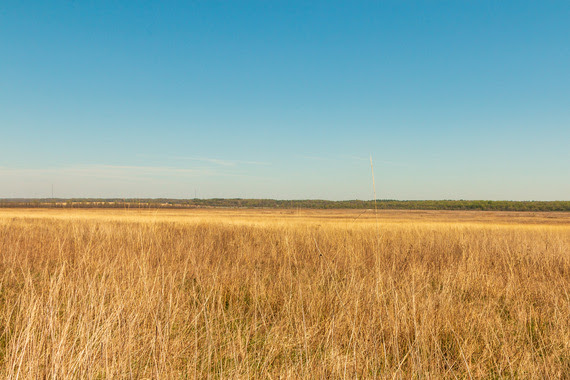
370, 154, 380, 242
370, 155, 377, 211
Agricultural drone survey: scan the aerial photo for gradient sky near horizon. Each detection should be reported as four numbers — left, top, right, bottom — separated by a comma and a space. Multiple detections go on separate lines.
1, 1, 569, 200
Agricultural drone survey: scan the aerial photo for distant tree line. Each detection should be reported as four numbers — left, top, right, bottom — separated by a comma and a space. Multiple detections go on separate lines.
1, 198, 569, 211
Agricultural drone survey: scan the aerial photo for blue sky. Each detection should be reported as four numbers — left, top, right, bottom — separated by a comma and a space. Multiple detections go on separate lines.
1, 1, 569, 200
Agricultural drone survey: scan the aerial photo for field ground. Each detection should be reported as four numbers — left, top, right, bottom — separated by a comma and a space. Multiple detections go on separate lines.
1, 208, 569, 378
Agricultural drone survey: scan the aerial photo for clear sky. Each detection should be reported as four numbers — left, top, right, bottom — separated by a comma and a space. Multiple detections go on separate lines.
1, 1, 569, 200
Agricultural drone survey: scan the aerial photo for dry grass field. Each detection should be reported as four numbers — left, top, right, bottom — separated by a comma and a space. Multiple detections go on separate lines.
1, 208, 569, 378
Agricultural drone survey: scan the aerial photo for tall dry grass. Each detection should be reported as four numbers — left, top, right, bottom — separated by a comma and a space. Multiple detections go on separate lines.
0, 209, 569, 378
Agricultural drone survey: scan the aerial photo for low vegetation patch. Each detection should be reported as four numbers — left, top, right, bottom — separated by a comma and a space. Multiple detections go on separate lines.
0, 209, 569, 378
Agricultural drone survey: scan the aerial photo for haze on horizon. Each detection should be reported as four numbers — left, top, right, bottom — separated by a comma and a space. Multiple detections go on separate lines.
1, 1, 569, 201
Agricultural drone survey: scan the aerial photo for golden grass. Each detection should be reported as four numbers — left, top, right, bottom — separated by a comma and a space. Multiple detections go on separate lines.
0, 208, 569, 378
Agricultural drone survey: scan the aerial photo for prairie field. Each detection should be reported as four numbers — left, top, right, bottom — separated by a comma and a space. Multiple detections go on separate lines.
0, 208, 569, 378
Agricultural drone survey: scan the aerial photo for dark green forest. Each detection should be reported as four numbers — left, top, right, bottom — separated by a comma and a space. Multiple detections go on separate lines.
1, 198, 569, 212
